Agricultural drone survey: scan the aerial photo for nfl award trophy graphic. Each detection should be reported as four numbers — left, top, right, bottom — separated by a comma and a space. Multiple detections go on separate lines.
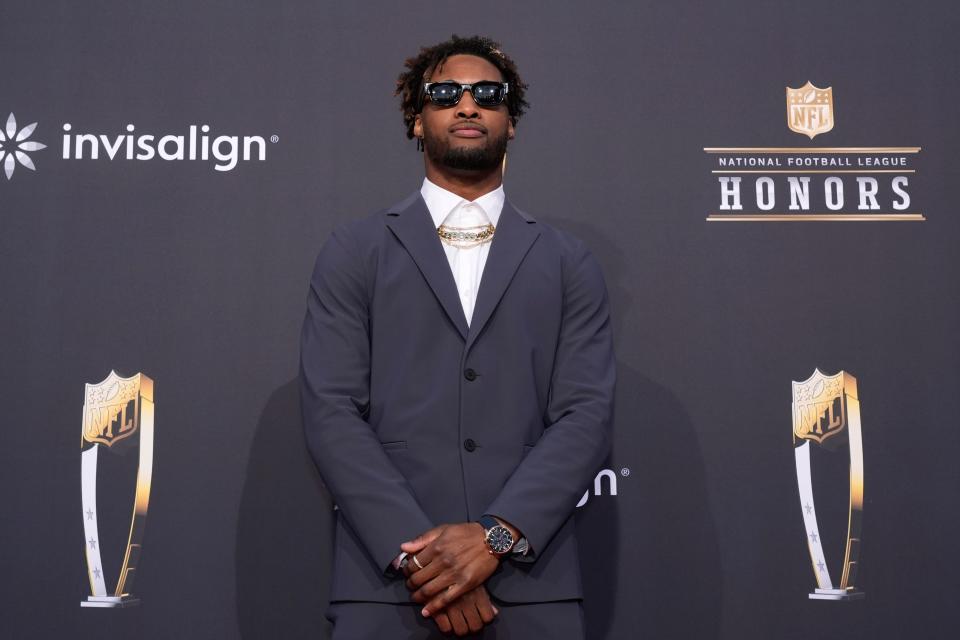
792, 369, 864, 600
80, 371, 155, 608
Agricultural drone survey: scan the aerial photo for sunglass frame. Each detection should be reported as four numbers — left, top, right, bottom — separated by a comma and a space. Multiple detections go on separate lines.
422, 81, 510, 108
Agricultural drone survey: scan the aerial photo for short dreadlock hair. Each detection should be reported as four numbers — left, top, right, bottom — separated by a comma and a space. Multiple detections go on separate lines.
395, 34, 530, 140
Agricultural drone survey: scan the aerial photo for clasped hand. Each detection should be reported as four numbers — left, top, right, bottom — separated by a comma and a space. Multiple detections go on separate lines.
401, 523, 501, 635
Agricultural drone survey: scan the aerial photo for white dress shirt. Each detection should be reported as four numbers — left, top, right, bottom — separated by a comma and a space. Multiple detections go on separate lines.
420, 177, 505, 327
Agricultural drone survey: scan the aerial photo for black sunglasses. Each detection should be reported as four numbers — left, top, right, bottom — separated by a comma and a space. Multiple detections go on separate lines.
422, 81, 509, 108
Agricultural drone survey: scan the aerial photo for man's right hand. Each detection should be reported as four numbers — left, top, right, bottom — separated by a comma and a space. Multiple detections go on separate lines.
430, 584, 498, 637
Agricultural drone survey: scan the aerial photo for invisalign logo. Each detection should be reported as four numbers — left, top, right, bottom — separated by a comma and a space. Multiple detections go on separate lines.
0, 113, 48, 180
61, 123, 273, 171
0, 113, 277, 179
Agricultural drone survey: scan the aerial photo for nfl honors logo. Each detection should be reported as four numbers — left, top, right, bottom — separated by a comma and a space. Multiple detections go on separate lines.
786, 82, 834, 139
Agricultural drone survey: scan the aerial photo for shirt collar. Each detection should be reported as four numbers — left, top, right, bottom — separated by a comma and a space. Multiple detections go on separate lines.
420, 177, 505, 228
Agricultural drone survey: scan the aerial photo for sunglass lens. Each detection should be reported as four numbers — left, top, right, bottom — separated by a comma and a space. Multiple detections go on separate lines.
429, 83, 461, 106
472, 83, 504, 106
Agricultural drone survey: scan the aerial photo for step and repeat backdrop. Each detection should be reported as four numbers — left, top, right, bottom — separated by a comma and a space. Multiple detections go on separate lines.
2, 1, 958, 638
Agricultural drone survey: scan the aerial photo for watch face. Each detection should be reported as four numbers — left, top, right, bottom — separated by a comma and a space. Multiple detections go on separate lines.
486, 525, 514, 554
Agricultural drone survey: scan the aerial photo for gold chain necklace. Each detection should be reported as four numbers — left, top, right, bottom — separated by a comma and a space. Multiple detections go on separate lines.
437, 223, 496, 248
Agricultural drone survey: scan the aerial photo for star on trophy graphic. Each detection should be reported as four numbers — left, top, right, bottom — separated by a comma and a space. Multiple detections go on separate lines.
792, 369, 864, 600
80, 371, 155, 608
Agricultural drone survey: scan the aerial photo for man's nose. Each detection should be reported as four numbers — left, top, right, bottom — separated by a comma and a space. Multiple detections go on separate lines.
456, 90, 480, 118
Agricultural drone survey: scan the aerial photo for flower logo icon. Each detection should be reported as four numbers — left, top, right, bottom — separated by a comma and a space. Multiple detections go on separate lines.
0, 113, 47, 180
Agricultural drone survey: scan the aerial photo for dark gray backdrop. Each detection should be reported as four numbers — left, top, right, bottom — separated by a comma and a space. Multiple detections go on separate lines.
2, 1, 958, 638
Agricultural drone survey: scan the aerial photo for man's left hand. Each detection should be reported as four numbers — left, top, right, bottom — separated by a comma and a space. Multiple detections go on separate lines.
401, 522, 500, 617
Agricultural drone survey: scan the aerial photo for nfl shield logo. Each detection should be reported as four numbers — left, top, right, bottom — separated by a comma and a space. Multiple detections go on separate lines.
786, 82, 834, 139
792, 369, 851, 446
82, 370, 150, 447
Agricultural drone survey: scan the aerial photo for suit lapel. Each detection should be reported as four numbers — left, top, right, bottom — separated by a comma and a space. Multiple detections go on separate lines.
465, 199, 540, 353
386, 193, 470, 341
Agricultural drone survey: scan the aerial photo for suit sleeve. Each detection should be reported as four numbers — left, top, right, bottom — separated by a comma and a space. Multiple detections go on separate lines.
299, 223, 434, 574
484, 239, 616, 558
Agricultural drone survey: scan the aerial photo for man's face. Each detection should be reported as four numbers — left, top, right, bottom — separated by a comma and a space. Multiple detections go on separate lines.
413, 54, 515, 173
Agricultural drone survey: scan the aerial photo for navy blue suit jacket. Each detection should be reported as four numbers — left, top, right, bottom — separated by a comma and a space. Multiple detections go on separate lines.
299, 191, 615, 604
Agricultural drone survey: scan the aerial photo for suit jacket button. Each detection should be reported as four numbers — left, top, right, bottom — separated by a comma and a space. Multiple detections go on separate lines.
463, 438, 477, 452
464, 368, 477, 381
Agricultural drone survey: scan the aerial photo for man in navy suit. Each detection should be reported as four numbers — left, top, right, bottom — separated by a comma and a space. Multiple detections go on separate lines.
300, 34, 615, 638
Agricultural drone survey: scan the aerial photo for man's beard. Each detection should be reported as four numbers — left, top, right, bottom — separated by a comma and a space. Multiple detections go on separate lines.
423, 127, 508, 172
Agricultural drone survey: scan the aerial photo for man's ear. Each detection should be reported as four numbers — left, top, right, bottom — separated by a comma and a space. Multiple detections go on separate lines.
413, 114, 423, 139
508, 120, 515, 140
